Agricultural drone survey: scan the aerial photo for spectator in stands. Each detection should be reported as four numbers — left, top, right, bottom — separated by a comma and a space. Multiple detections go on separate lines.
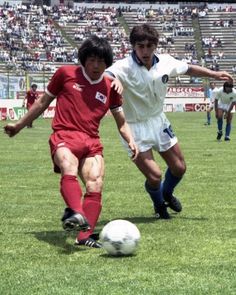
215, 81, 236, 141
232, 65, 236, 74
4, 35, 138, 249
22, 84, 39, 128
106, 24, 233, 219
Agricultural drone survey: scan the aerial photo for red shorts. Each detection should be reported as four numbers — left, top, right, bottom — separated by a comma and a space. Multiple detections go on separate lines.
49, 130, 103, 173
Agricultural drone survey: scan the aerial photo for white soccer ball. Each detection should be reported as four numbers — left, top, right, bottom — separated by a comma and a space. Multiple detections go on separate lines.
100, 219, 141, 256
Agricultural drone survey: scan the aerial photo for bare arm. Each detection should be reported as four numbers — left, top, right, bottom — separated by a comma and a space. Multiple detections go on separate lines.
111, 109, 139, 160
186, 65, 233, 82
4, 92, 54, 137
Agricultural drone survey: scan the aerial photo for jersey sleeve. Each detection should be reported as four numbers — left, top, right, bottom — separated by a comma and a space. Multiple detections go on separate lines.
46, 67, 65, 97
168, 55, 189, 76
211, 88, 218, 100
106, 59, 128, 84
214, 88, 221, 100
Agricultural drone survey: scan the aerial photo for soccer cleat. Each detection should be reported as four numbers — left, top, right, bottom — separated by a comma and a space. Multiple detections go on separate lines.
75, 237, 102, 248
224, 136, 230, 141
217, 131, 223, 141
163, 193, 182, 213
154, 203, 171, 219
61, 207, 90, 232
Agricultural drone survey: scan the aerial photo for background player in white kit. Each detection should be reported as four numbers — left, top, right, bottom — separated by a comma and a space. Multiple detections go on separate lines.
204, 82, 218, 126
107, 24, 233, 219
215, 81, 236, 141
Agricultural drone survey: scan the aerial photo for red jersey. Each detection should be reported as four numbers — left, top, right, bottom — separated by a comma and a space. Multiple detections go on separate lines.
26, 90, 39, 106
46, 66, 122, 138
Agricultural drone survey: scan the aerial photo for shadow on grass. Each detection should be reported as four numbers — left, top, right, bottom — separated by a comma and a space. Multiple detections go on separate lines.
27, 230, 87, 255
97, 216, 160, 227
177, 216, 208, 221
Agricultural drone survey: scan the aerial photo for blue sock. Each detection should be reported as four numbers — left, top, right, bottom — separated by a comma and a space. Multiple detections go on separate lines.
207, 112, 211, 124
162, 168, 182, 196
225, 123, 231, 137
145, 181, 164, 207
217, 118, 223, 132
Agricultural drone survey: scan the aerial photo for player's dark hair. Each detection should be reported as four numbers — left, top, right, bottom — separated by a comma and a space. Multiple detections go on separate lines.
129, 24, 159, 46
223, 81, 234, 91
31, 84, 37, 88
78, 35, 113, 67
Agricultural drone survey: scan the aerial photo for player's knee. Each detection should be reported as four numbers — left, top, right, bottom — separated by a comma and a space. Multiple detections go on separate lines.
86, 177, 103, 193
174, 161, 186, 177
60, 160, 78, 175
146, 173, 162, 187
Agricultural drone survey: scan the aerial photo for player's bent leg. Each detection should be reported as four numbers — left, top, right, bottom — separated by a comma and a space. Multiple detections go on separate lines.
54, 147, 90, 232
225, 113, 233, 140
75, 155, 104, 247
216, 110, 224, 141
160, 144, 186, 213
135, 150, 170, 219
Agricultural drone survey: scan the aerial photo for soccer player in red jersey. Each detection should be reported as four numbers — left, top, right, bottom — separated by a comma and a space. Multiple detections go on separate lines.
4, 35, 139, 248
22, 83, 39, 128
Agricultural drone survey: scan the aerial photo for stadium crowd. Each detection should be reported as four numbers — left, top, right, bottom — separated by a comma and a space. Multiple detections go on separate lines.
0, 1, 236, 85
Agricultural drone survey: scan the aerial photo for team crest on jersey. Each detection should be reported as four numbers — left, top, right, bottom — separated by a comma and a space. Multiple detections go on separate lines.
73, 83, 84, 92
95, 91, 107, 104
162, 74, 169, 84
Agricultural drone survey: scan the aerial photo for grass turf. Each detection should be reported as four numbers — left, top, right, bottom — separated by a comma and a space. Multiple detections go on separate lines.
0, 112, 235, 295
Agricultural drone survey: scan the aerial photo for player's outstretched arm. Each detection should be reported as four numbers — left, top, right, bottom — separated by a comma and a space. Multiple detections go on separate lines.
186, 65, 233, 83
4, 93, 54, 137
111, 108, 139, 160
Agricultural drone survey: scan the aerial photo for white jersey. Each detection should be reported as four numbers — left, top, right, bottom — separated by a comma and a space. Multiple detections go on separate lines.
215, 87, 236, 108
107, 53, 188, 123
209, 87, 218, 102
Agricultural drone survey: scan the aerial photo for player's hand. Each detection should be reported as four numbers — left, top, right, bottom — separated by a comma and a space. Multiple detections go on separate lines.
4, 123, 20, 137
128, 141, 139, 161
111, 78, 123, 95
214, 72, 233, 83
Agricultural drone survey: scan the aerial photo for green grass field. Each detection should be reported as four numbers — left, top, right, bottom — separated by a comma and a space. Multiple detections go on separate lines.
0, 112, 235, 295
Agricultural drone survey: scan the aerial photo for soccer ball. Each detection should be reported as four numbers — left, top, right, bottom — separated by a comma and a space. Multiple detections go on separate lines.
100, 219, 141, 256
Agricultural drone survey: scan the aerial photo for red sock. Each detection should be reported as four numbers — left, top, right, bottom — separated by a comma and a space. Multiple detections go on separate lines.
60, 175, 83, 213
77, 192, 102, 240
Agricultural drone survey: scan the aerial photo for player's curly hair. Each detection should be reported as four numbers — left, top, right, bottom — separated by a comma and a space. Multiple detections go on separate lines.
78, 35, 113, 67
129, 24, 159, 46
223, 81, 234, 90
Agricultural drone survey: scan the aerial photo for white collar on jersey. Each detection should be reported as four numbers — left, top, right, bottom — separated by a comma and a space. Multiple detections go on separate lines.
131, 50, 159, 67
81, 66, 104, 84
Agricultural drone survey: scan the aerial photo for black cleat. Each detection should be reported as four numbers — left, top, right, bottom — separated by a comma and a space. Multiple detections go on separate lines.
75, 237, 102, 248
163, 193, 182, 213
217, 131, 223, 141
224, 136, 230, 141
61, 208, 90, 232
154, 203, 171, 219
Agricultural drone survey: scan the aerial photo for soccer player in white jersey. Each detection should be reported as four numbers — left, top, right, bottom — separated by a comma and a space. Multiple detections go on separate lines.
107, 24, 233, 219
215, 81, 236, 141
204, 82, 218, 125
